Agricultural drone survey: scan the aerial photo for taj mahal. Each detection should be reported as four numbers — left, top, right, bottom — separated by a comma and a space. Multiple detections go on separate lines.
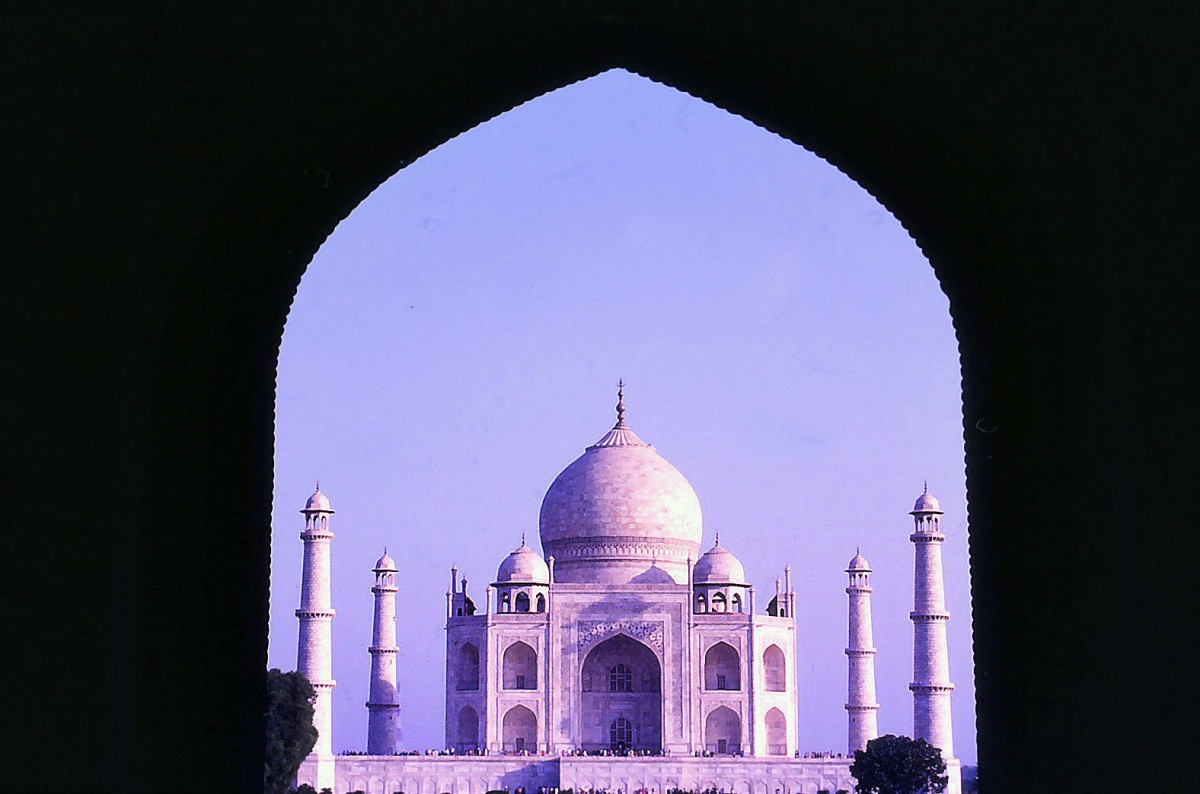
294, 386, 962, 794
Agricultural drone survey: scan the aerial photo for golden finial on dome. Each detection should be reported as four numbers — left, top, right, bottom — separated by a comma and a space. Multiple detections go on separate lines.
616, 378, 626, 426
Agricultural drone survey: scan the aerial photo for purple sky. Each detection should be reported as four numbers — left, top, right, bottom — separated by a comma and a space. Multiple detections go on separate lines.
267, 69, 975, 764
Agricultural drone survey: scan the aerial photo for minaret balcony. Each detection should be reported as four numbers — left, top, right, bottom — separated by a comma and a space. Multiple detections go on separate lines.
295, 609, 336, 619
844, 647, 877, 656
909, 611, 950, 621
908, 682, 955, 693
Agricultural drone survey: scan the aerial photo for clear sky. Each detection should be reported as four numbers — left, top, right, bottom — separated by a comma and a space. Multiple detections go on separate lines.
267, 69, 975, 764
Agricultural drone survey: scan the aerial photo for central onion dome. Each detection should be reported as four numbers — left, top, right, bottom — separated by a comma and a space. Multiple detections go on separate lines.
538, 384, 702, 584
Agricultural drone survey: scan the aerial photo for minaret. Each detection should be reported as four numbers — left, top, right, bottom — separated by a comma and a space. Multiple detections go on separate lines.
366, 549, 400, 755
909, 483, 955, 759
296, 484, 336, 790
845, 548, 879, 754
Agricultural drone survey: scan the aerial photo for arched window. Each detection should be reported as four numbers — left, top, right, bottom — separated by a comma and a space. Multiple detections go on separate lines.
703, 642, 741, 690
704, 706, 741, 755
764, 707, 787, 756
457, 705, 480, 751
580, 634, 663, 752
731, 593, 742, 613
500, 592, 511, 613
515, 592, 530, 612
502, 705, 537, 754
696, 593, 708, 613
763, 644, 786, 692
535, 593, 546, 612
711, 592, 727, 613
503, 641, 537, 690
610, 717, 633, 751
456, 643, 480, 691
609, 663, 633, 692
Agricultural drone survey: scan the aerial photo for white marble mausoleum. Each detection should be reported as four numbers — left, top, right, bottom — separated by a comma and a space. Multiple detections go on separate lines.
294, 387, 961, 794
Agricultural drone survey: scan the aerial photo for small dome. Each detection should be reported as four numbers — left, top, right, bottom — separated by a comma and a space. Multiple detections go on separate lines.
495, 539, 550, 585
374, 550, 397, 571
847, 549, 870, 571
303, 485, 332, 512
693, 539, 747, 585
911, 483, 943, 514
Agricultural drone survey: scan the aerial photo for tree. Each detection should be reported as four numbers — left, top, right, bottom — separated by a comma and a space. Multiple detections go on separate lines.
265, 668, 319, 794
850, 734, 948, 794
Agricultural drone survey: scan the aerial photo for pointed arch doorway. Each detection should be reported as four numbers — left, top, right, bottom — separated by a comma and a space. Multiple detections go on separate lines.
579, 634, 662, 752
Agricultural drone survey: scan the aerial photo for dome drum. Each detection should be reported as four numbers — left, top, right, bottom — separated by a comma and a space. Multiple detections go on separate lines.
543, 536, 695, 585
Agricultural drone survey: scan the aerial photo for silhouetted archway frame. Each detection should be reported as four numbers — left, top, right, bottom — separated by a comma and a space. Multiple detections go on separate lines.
264, 53, 994, 777
6, 6, 1191, 794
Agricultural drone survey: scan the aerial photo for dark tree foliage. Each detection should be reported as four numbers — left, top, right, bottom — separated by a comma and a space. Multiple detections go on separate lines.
851, 734, 948, 794
265, 668, 319, 794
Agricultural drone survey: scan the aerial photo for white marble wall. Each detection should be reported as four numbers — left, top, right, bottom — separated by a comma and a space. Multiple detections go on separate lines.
298, 756, 864, 794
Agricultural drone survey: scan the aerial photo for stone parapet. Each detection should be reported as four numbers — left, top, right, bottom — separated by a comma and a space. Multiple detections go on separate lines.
304, 755, 861, 794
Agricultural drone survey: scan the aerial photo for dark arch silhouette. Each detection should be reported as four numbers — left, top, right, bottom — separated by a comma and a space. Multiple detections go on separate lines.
7, 7, 1194, 793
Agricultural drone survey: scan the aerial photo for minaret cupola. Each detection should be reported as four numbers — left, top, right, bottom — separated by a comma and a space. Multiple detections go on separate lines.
492, 534, 550, 614
691, 533, 750, 614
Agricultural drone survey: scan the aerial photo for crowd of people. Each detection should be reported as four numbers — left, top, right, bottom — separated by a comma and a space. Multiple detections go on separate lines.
562, 748, 664, 758
339, 747, 850, 759
339, 747, 673, 758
